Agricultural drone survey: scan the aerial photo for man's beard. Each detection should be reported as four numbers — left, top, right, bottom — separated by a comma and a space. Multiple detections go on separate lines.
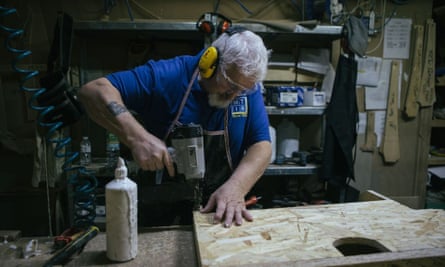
208, 93, 232, 108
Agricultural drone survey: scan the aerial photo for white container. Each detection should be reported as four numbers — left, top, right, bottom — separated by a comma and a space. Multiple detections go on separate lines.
106, 157, 138, 262
304, 90, 326, 106
80, 136, 91, 166
276, 119, 300, 158
269, 126, 276, 163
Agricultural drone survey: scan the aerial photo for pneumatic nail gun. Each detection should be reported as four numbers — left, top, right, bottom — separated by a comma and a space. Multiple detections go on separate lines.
170, 124, 206, 210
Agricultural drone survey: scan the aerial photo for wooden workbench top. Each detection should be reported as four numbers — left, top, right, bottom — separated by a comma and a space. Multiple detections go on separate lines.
193, 192, 445, 267
2, 191, 445, 267
0, 226, 198, 267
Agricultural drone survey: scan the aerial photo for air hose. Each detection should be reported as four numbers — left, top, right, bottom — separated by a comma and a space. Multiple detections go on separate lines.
0, 5, 97, 229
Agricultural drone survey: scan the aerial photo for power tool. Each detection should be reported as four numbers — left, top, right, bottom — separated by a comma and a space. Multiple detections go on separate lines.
170, 124, 206, 210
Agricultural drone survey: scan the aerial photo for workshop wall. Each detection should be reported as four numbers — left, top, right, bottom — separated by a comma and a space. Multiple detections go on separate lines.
349, 0, 434, 208
0, 0, 438, 235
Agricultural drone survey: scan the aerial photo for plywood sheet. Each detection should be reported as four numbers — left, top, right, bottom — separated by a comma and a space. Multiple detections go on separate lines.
193, 199, 445, 267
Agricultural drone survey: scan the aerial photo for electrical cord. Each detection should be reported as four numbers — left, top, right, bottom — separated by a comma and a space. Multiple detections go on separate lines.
0, 5, 98, 229
366, 0, 387, 54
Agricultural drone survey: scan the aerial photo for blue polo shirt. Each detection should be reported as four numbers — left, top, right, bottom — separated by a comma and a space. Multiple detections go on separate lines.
106, 51, 270, 167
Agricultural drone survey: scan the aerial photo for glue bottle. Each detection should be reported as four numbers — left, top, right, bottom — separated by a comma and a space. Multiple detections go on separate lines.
105, 157, 138, 262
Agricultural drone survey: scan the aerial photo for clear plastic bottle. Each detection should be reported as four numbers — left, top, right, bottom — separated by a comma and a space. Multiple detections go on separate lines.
106, 132, 120, 168
106, 157, 138, 261
80, 136, 92, 166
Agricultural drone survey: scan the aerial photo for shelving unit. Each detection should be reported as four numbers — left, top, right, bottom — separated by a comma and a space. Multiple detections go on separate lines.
428, 75, 445, 166
264, 106, 326, 176
428, 118, 445, 166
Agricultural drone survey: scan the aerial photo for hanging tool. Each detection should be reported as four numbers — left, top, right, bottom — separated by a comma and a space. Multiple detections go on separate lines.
360, 111, 377, 152
404, 24, 424, 118
380, 61, 401, 163
43, 226, 99, 267
418, 19, 436, 107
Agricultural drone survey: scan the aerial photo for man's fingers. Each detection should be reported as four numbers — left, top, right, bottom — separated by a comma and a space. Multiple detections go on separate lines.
200, 195, 216, 213
242, 209, 253, 222
213, 199, 227, 223
223, 205, 235, 228
163, 151, 175, 177
234, 206, 245, 226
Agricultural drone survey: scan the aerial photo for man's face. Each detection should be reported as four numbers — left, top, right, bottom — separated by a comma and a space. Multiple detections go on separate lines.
205, 67, 255, 108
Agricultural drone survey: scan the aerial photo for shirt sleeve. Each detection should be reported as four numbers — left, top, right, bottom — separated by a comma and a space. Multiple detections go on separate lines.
245, 84, 271, 147
106, 64, 155, 114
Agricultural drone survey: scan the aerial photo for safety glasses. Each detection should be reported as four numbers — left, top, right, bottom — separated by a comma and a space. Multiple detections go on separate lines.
219, 68, 254, 96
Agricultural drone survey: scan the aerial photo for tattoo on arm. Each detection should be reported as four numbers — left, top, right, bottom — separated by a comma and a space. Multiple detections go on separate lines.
107, 101, 128, 116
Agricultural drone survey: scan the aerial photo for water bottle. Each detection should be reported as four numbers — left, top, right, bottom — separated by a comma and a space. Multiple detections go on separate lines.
106, 132, 120, 168
80, 136, 92, 166
106, 157, 138, 261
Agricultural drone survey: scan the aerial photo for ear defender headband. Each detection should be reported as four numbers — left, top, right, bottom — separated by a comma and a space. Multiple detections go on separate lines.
196, 12, 232, 35
198, 26, 248, 79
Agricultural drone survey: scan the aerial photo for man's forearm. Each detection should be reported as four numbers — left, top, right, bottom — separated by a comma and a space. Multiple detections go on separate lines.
78, 78, 144, 149
226, 141, 272, 195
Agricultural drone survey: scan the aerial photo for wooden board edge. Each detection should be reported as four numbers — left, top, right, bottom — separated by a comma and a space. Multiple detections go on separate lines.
358, 190, 391, 202
217, 248, 445, 267
193, 211, 204, 267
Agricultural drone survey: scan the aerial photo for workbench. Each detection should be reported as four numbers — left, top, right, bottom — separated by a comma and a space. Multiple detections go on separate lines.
0, 226, 197, 267
1, 191, 444, 267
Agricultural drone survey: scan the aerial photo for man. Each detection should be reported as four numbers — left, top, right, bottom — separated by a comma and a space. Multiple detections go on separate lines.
79, 27, 271, 228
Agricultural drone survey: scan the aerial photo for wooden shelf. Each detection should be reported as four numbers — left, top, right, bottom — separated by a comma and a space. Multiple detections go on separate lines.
266, 106, 326, 115
73, 20, 343, 44
264, 163, 319, 176
428, 155, 445, 166
431, 119, 445, 128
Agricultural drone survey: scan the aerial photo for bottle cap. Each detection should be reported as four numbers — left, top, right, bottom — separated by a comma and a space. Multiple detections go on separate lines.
115, 157, 127, 179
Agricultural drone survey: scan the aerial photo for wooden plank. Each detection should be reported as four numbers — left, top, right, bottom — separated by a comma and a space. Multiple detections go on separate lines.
418, 19, 436, 107
358, 190, 390, 201
412, 105, 434, 208
379, 61, 401, 163
193, 198, 445, 267
360, 111, 377, 152
404, 25, 423, 118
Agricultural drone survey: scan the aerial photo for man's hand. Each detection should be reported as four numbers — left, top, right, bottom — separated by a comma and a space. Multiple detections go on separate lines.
200, 182, 253, 228
130, 132, 175, 177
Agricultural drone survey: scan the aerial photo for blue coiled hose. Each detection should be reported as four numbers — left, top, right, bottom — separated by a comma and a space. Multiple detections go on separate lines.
0, 5, 97, 228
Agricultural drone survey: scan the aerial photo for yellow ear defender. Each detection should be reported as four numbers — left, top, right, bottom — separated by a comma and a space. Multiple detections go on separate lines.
198, 46, 219, 79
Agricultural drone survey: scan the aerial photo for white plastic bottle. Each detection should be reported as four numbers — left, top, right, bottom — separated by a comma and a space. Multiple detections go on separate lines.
80, 136, 91, 166
105, 157, 138, 262
276, 118, 300, 158
269, 125, 276, 163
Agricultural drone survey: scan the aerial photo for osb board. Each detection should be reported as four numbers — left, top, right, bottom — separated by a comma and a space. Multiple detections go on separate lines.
193, 199, 445, 267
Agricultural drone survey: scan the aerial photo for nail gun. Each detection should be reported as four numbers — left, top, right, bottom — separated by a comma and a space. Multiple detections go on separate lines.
170, 124, 206, 210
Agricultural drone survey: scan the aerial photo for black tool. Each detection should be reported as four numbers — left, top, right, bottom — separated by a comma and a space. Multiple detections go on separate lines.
43, 225, 99, 267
